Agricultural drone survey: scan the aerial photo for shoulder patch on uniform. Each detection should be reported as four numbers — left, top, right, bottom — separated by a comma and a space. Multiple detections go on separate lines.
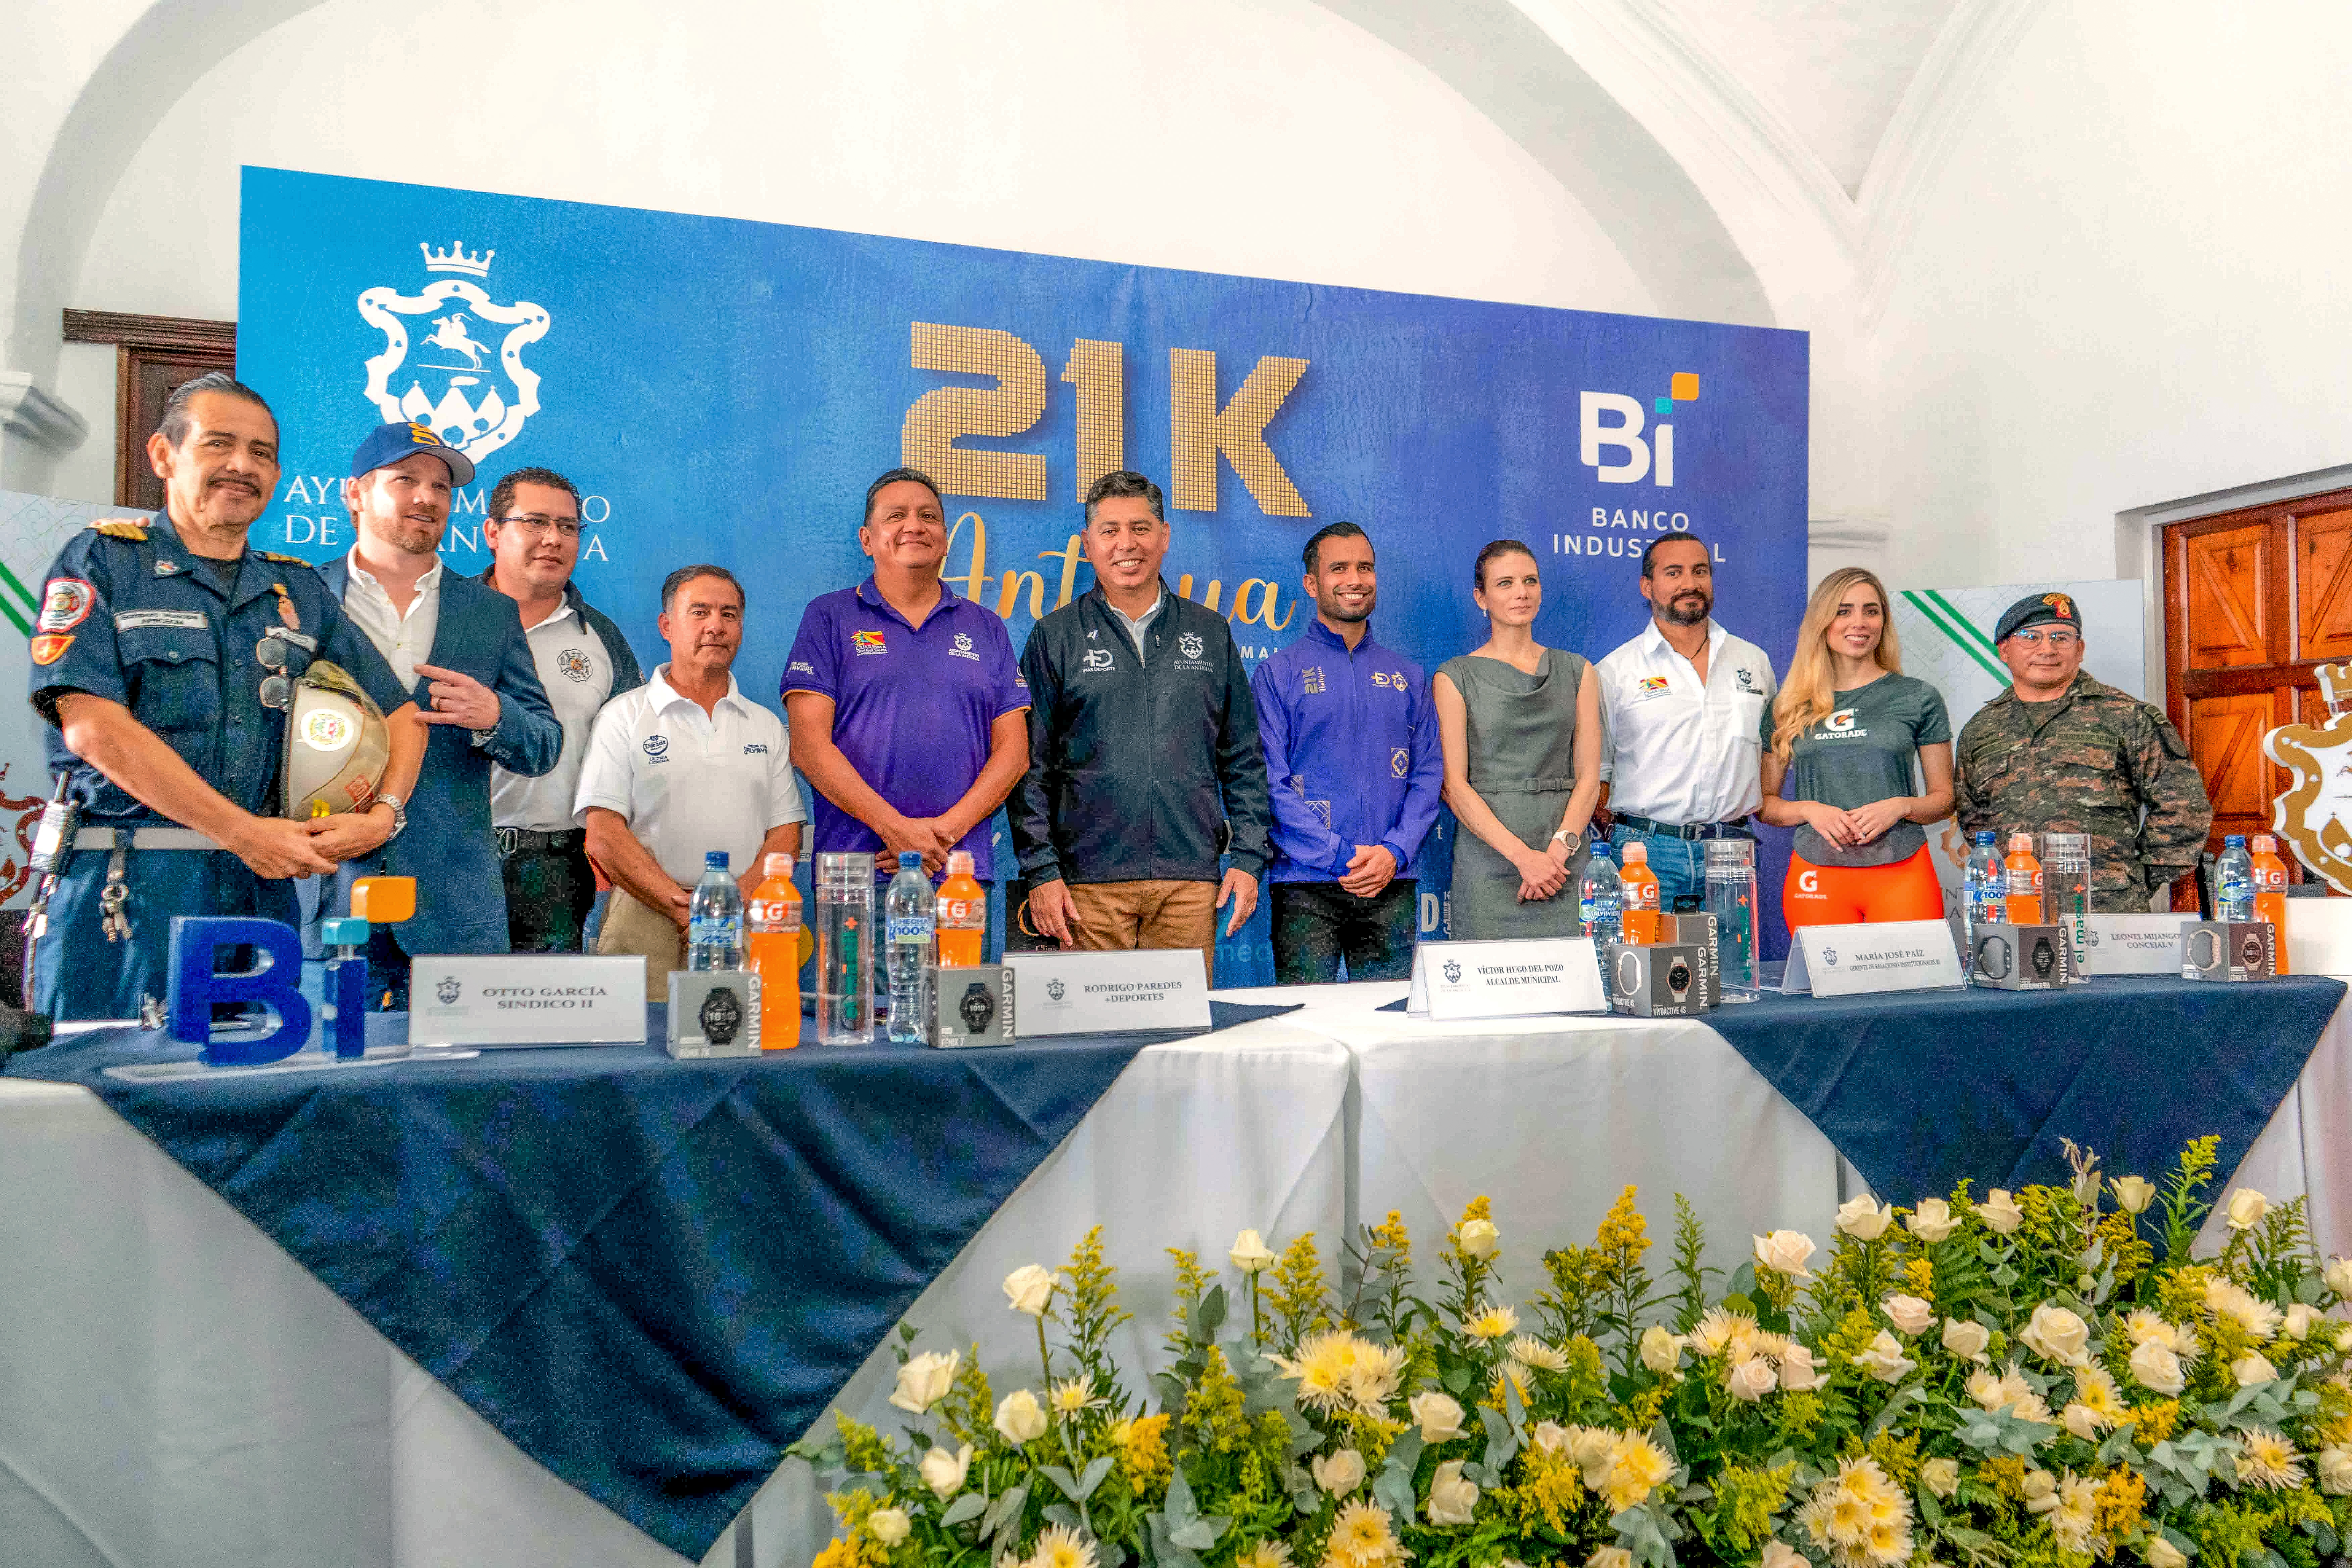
30, 634, 74, 666
89, 519, 149, 541
257, 550, 312, 565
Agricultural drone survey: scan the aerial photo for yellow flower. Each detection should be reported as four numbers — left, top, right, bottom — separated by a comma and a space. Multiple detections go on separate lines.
2236, 1427, 2307, 1490
1109, 1412, 1171, 1488
1274, 1330, 1405, 1417
1050, 1378, 1105, 1416
812, 1541, 872, 1568
1235, 1543, 1296, 1568
1603, 1430, 1673, 1510
1689, 1306, 1759, 1360
1033, 1522, 1099, 1568
1463, 1305, 1519, 1341
2204, 1277, 2283, 1341
1510, 1334, 1571, 1372
1323, 1499, 1411, 1568
1794, 1457, 1914, 1568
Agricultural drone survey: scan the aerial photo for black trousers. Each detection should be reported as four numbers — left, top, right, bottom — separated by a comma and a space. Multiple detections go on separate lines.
501, 838, 598, 954
1270, 878, 1418, 985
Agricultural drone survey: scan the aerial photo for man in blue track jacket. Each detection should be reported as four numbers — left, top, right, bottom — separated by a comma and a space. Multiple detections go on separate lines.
1010, 471, 1271, 982
1251, 522, 1440, 982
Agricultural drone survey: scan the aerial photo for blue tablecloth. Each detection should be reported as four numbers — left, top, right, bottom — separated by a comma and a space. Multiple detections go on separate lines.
1706, 973, 2345, 1207
4, 1000, 1297, 1559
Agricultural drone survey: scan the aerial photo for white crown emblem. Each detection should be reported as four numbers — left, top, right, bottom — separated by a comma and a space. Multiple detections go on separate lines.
421, 240, 494, 277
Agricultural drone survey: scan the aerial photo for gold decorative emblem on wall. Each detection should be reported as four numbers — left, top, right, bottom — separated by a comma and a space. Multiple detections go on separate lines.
2261, 660, 2352, 893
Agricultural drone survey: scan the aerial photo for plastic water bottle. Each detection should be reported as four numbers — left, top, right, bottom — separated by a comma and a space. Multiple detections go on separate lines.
747, 852, 802, 1049
815, 851, 875, 1045
1704, 837, 1760, 1002
2252, 834, 2290, 973
1963, 831, 2007, 933
687, 851, 743, 970
1579, 844, 1623, 947
2216, 834, 2255, 923
885, 852, 935, 1044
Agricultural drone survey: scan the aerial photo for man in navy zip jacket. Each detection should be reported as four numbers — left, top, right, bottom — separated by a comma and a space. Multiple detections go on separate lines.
1011, 471, 1271, 981
1251, 522, 1440, 982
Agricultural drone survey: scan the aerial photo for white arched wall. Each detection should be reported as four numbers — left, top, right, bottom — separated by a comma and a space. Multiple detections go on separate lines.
6, 0, 1789, 503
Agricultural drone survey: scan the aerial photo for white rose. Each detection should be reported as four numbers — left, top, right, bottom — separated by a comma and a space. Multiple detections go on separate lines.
1753, 1230, 1818, 1278
1640, 1324, 1684, 1374
2325, 1257, 2352, 1298
1883, 1294, 1935, 1336
889, 1349, 961, 1415
1761, 1542, 1808, 1568
1530, 1420, 1570, 1454
1458, 1217, 1501, 1260
1426, 1459, 1480, 1526
2225, 1188, 2270, 1231
2109, 1176, 2157, 1214
2232, 1351, 2278, 1387
1229, 1228, 1276, 1273
1976, 1190, 2024, 1235
993, 1388, 1048, 1446
2019, 1303, 2091, 1365
1920, 1458, 1960, 1499
1909, 1198, 1959, 1243
2129, 1339, 2186, 1395
2316, 1445, 2352, 1496
2021, 1468, 2058, 1511
921, 1441, 973, 1499
2062, 1404, 2100, 1440
1942, 1318, 1992, 1361
1588, 1549, 1634, 1568
1410, 1389, 1468, 1443
1837, 1194, 1894, 1240
1777, 1342, 1824, 1392
2281, 1303, 2318, 1341
1314, 1448, 1367, 1495
2147, 1536, 2189, 1568
1854, 1329, 1916, 1383
1725, 1355, 1779, 1402
869, 1507, 911, 1547
1003, 1264, 1055, 1317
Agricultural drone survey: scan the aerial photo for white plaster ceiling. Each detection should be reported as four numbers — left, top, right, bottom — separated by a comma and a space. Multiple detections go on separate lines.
1659, 0, 1961, 194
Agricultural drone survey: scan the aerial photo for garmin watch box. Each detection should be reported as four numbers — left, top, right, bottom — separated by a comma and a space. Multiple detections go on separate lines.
1970, 924, 2072, 990
927, 964, 1017, 1047
1603, 940, 1718, 1016
2179, 920, 2276, 983
666, 970, 762, 1057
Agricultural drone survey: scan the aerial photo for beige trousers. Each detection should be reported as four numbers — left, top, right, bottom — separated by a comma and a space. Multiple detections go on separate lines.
597, 888, 684, 987
1065, 879, 1219, 984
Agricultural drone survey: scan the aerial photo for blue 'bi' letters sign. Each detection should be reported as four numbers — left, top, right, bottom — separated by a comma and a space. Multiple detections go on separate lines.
169, 916, 370, 1063
238, 167, 1810, 981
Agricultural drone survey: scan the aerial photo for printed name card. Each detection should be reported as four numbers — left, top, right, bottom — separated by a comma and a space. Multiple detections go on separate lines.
1785, 920, 1963, 998
1002, 949, 1211, 1037
2078, 913, 2195, 976
2283, 897, 2352, 977
1406, 937, 1607, 1021
408, 955, 647, 1046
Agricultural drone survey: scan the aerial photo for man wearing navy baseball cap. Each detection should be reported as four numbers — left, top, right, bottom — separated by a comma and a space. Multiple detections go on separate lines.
310, 421, 559, 999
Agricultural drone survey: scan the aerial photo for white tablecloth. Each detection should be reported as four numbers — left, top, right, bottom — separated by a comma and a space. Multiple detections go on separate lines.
6, 985, 2344, 1567
0, 1017, 1353, 1568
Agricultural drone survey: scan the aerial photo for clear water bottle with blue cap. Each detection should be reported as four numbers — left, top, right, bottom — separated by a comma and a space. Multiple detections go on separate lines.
1963, 830, 2007, 936
687, 850, 743, 970
885, 851, 935, 1044
2215, 834, 2255, 923
1578, 842, 1622, 951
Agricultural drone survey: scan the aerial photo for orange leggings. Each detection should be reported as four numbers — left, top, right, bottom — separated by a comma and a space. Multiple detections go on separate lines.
1782, 846, 1945, 928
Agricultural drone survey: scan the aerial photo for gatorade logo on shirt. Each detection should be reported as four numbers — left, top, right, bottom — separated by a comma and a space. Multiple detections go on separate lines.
1818, 708, 1867, 739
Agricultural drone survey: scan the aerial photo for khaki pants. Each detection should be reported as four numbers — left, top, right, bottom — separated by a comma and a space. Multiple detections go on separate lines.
1066, 879, 1218, 984
597, 888, 683, 987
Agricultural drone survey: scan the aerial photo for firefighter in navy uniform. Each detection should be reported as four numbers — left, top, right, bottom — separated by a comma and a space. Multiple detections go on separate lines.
24, 373, 427, 1021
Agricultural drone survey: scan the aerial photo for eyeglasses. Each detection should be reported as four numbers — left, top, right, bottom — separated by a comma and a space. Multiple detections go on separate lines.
2008, 629, 2080, 647
495, 514, 582, 537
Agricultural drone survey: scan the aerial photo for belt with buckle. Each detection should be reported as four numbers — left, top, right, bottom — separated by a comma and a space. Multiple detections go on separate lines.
1612, 812, 1755, 842
497, 826, 587, 859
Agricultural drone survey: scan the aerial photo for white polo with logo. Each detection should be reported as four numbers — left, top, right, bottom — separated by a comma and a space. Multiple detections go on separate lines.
1596, 619, 1778, 824
572, 664, 805, 884
493, 599, 619, 832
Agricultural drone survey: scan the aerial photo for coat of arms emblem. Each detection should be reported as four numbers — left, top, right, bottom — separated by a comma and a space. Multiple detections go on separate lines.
359, 241, 550, 462
1179, 632, 1206, 660
435, 976, 461, 1006
2263, 661, 2352, 895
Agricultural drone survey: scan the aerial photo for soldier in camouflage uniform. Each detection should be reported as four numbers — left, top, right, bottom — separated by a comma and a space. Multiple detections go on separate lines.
1953, 591, 2213, 910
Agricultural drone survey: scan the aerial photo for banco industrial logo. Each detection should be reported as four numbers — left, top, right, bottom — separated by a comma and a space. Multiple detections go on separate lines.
1580, 372, 1701, 487
360, 240, 551, 461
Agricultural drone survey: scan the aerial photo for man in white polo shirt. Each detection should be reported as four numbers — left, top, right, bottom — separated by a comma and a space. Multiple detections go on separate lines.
480, 465, 643, 951
1596, 532, 1778, 912
574, 565, 804, 981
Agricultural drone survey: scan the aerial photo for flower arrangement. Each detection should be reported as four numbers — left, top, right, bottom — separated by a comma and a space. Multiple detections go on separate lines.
791, 1140, 2352, 1568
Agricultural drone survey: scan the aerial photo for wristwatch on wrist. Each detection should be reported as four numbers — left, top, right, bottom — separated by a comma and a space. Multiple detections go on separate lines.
375, 792, 408, 841
1551, 829, 1580, 850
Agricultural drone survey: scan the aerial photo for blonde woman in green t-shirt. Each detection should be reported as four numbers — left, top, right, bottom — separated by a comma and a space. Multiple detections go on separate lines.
1758, 568, 1954, 928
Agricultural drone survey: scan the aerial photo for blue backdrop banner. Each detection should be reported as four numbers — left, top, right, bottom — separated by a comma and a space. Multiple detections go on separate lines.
238, 166, 1810, 984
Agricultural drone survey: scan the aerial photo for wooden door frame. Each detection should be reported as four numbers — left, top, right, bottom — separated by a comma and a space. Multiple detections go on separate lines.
60, 308, 238, 507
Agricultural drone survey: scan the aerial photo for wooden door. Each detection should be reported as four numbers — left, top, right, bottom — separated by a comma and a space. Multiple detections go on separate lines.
2162, 488, 2352, 894
61, 310, 237, 508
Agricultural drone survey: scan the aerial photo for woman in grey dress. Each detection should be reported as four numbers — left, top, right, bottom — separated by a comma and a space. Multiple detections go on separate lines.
1433, 539, 1604, 938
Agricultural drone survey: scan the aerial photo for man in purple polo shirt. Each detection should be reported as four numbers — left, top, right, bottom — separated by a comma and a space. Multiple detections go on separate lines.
784, 467, 1030, 901
1250, 521, 1441, 982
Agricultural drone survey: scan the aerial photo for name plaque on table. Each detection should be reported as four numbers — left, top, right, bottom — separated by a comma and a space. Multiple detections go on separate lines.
2283, 897, 2352, 975
2078, 914, 2191, 975
408, 955, 647, 1046
1784, 920, 1963, 998
1002, 949, 1210, 1037
1405, 937, 1607, 1020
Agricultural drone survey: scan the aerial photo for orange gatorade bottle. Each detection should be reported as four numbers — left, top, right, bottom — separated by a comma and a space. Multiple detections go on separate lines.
2252, 834, 2290, 973
935, 851, 986, 968
2004, 833, 2045, 924
1619, 841, 1662, 944
747, 853, 803, 1049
